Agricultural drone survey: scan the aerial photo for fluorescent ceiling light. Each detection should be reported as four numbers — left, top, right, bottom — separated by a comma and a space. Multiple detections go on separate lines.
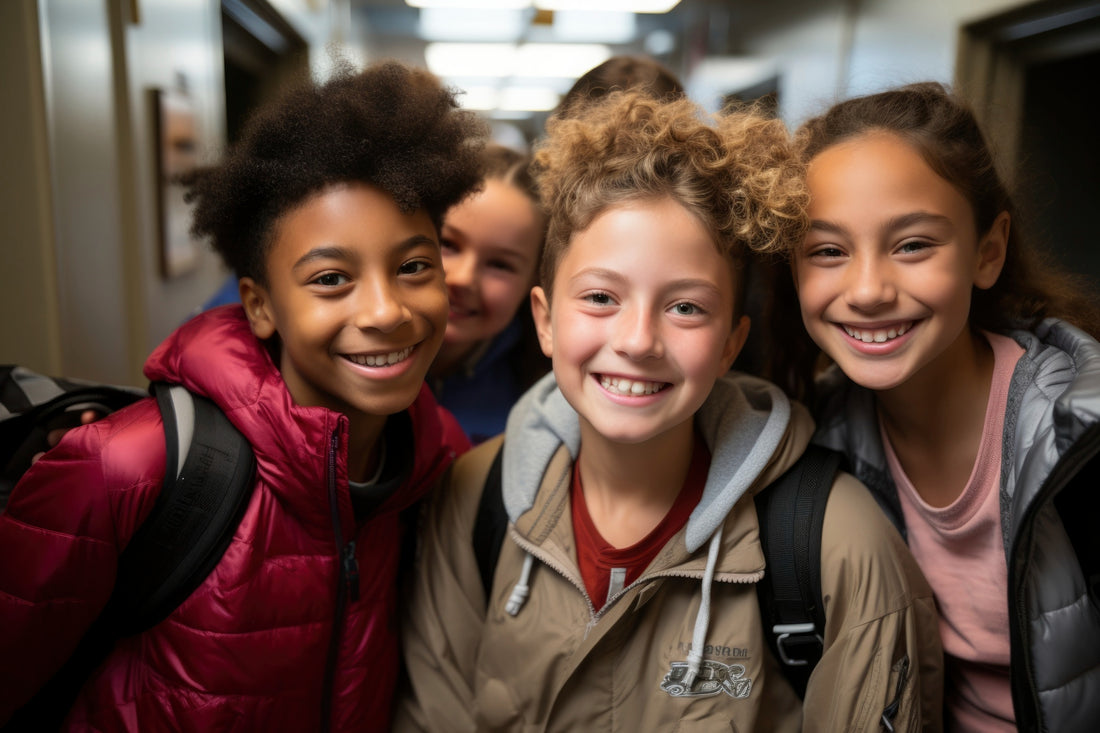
552, 10, 636, 43
419, 7, 529, 41
425, 42, 611, 78
407, 0, 531, 9
454, 85, 501, 110
425, 43, 517, 77
408, 0, 680, 11
514, 43, 612, 77
535, 0, 680, 12
499, 86, 561, 111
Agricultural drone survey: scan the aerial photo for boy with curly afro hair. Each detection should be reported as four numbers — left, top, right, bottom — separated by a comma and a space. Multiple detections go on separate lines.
0, 61, 486, 731
397, 91, 943, 731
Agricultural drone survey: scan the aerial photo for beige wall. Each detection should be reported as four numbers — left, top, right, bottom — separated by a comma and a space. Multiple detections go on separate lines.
0, 0, 227, 386
0, 1, 60, 375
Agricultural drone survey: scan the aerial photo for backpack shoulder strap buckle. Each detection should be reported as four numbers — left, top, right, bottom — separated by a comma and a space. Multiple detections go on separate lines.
772, 622, 823, 666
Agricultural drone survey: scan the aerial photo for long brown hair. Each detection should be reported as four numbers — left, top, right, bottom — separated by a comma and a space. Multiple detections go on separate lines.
773, 82, 1100, 402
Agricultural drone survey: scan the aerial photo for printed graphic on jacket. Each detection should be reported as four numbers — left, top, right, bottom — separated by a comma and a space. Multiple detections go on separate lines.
660, 660, 754, 699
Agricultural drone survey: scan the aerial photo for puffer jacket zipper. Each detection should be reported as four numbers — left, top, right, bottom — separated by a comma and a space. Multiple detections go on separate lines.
1007, 423, 1100, 732
320, 429, 360, 732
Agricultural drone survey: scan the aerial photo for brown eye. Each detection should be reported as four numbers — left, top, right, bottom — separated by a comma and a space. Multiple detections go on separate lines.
314, 272, 347, 287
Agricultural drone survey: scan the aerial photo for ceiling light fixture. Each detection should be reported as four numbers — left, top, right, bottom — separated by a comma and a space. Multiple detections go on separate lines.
425, 42, 611, 78
407, 0, 680, 12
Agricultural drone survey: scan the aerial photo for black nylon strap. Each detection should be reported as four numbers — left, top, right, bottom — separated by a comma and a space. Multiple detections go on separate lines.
473, 443, 507, 599
107, 384, 256, 633
754, 444, 841, 698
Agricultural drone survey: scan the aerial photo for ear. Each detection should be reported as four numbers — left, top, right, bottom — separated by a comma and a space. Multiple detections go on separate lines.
530, 286, 554, 358
239, 277, 277, 340
721, 315, 751, 373
974, 211, 1010, 290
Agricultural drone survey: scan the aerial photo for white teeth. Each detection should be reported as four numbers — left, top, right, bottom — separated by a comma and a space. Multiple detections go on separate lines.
345, 346, 413, 367
844, 323, 911, 343
600, 376, 665, 396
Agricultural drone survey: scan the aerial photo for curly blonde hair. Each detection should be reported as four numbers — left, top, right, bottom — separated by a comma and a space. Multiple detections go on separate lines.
532, 91, 808, 299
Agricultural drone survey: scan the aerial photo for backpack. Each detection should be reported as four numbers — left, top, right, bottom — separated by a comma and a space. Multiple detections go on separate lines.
0, 365, 256, 731
472, 441, 841, 700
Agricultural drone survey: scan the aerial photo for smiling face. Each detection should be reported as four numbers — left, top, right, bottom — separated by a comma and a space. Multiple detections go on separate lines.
240, 182, 449, 432
793, 132, 1007, 393
435, 178, 543, 370
531, 197, 748, 448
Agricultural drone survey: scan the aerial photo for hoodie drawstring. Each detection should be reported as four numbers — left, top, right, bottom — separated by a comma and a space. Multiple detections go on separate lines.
506, 553, 535, 616
683, 525, 723, 689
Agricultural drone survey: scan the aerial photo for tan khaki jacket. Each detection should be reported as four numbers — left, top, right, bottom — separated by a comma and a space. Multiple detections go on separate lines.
398, 374, 943, 732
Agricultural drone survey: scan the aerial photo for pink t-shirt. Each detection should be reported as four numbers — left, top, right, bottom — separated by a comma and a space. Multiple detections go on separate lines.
881, 331, 1023, 732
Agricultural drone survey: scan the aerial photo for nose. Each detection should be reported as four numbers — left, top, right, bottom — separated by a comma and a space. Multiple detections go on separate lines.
443, 249, 477, 292
844, 254, 897, 312
611, 304, 663, 361
355, 275, 411, 334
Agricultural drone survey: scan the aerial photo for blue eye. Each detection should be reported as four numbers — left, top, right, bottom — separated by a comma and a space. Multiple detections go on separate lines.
672, 302, 700, 316
897, 239, 931, 254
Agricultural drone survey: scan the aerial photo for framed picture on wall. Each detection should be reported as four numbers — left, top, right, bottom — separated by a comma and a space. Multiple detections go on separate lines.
151, 86, 200, 279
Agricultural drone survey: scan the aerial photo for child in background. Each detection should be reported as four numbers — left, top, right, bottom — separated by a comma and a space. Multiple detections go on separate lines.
0, 62, 485, 731
553, 53, 684, 118
428, 144, 549, 444
788, 82, 1100, 731
397, 91, 943, 732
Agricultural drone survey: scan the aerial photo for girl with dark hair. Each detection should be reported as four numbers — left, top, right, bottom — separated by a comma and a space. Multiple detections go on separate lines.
787, 82, 1100, 732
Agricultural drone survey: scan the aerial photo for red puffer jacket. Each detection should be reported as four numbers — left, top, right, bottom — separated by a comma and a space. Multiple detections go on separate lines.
0, 306, 470, 731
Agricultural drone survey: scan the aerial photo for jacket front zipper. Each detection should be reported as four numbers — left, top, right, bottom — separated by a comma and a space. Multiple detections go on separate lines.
320, 429, 360, 733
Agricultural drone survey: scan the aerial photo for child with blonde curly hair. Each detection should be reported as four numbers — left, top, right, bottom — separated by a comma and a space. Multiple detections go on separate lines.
397, 91, 943, 732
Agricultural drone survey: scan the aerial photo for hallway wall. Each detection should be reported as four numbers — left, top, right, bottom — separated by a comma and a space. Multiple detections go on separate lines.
0, 0, 362, 386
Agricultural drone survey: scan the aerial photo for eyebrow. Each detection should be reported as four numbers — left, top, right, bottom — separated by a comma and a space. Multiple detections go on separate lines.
292, 235, 437, 270
809, 211, 953, 236
572, 268, 725, 295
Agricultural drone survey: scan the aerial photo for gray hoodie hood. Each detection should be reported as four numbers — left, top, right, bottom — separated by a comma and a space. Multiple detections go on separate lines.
501, 370, 793, 553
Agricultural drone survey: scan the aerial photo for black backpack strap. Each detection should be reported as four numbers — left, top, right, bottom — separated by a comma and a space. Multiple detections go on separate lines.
473, 442, 506, 598
107, 384, 256, 632
2, 384, 256, 731
753, 443, 841, 699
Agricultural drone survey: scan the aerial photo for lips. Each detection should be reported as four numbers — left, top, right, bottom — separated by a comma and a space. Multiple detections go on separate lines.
341, 345, 413, 367
842, 321, 913, 344
448, 303, 478, 319
599, 375, 669, 396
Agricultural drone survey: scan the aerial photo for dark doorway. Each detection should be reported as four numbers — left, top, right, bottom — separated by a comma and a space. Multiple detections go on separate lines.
221, 0, 308, 145
1019, 47, 1100, 290
960, 1, 1100, 292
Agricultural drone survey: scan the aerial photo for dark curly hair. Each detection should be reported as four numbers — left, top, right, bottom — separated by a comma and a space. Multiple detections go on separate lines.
186, 61, 489, 284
